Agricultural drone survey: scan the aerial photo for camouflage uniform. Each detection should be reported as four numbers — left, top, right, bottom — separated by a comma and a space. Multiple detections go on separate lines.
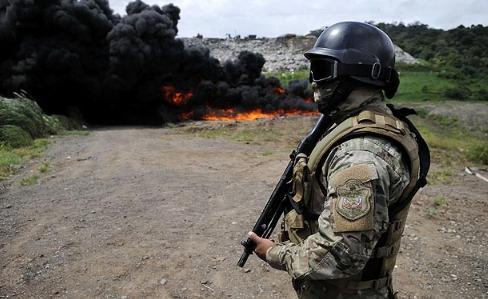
266, 90, 417, 298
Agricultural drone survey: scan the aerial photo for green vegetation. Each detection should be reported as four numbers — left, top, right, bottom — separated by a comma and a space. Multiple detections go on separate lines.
20, 175, 39, 186
270, 64, 488, 167
0, 125, 33, 148
412, 114, 488, 165
60, 130, 90, 136
0, 95, 85, 147
38, 162, 50, 173
425, 195, 449, 217
375, 22, 488, 101
467, 144, 488, 165
265, 69, 309, 86
0, 95, 87, 181
0, 145, 22, 180
433, 196, 448, 207
182, 125, 284, 144
0, 139, 51, 180
394, 69, 456, 102
428, 165, 454, 185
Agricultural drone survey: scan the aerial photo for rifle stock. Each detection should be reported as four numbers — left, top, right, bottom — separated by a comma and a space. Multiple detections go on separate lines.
238, 115, 333, 267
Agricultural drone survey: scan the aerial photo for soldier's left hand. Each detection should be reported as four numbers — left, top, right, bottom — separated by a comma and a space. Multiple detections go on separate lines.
248, 232, 275, 261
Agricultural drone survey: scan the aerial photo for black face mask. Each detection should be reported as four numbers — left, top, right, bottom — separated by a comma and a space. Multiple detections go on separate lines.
312, 79, 355, 115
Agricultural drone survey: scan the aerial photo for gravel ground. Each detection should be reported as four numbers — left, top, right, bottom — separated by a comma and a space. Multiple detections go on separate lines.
0, 116, 487, 298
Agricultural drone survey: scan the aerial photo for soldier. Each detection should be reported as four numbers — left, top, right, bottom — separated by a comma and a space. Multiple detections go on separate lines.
248, 22, 430, 298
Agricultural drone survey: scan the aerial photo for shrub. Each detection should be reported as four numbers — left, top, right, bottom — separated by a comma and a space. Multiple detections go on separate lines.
53, 114, 82, 130
0, 97, 49, 137
443, 86, 471, 100
43, 115, 64, 134
0, 125, 33, 148
467, 143, 488, 165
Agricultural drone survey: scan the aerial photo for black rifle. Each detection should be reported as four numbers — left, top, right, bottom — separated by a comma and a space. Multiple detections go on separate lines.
237, 115, 333, 267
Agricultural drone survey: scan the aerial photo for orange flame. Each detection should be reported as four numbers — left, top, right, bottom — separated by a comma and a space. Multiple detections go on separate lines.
162, 85, 193, 106
201, 108, 318, 121
273, 86, 286, 95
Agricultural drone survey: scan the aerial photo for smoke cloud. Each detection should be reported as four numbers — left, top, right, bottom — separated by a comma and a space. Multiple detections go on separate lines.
0, 0, 314, 124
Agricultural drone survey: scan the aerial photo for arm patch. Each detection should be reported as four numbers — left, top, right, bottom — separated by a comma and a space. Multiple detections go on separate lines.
329, 164, 377, 233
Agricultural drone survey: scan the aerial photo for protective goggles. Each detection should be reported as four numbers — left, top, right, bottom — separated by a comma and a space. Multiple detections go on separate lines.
309, 59, 339, 83
309, 58, 398, 84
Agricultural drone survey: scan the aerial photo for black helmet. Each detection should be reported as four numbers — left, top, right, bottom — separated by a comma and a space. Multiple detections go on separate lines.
305, 22, 399, 98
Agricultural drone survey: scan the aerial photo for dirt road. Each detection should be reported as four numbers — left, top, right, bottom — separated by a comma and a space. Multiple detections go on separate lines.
1, 118, 487, 298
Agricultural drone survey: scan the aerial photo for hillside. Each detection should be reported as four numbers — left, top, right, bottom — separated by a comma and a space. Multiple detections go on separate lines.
183, 35, 418, 72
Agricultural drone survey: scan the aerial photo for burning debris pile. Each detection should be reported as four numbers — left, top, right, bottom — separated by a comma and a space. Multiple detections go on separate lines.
0, 0, 316, 124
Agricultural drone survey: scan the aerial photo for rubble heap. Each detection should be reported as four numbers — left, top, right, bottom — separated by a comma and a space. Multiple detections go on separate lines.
183, 35, 418, 72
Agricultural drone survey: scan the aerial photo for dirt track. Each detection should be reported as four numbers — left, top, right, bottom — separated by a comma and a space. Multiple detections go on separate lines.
1, 118, 487, 298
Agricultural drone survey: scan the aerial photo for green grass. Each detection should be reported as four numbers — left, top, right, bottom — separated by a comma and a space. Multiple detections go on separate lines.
0, 145, 23, 180
433, 196, 448, 207
20, 175, 39, 186
59, 130, 90, 136
467, 144, 488, 165
265, 69, 309, 86
267, 68, 458, 102
428, 165, 455, 185
269, 65, 487, 102
183, 126, 284, 144
412, 114, 488, 165
13, 139, 50, 159
261, 150, 274, 156
38, 162, 49, 173
0, 139, 51, 180
393, 71, 456, 102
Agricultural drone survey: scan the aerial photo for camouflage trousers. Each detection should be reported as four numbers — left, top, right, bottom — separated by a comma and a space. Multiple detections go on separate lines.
292, 279, 393, 299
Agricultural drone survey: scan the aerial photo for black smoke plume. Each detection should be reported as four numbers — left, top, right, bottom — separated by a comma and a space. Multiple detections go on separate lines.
0, 0, 315, 124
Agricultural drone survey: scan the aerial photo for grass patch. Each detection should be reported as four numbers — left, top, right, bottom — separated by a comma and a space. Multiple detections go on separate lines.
13, 139, 50, 159
466, 144, 488, 165
428, 167, 454, 185
265, 69, 309, 86
426, 196, 449, 217
412, 115, 488, 166
164, 122, 178, 128
20, 174, 39, 186
0, 145, 23, 180
184, 125, 284, 144
261, 150, 274, 156
59, 130, 90, 136
0, 139, 51, 180
394, 71, 455, 102
433, 196, 448, 207
38, 162, 49, 173
268, 68, 457, 101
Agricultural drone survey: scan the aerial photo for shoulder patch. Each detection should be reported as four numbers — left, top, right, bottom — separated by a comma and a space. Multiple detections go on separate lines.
328, 164, 377, 233
336, 179, 371, 221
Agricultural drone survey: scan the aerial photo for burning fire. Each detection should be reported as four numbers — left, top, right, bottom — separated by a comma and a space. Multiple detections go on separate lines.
161, 85, 318, 121
273, 86, 286, 94
162, 85, 193, 106
201, 108, 318, 121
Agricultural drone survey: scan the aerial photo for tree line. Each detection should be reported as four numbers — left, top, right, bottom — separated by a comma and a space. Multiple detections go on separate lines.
375, 22, 488, 79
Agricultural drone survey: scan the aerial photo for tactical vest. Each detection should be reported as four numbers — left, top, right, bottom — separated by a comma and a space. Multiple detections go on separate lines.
283, 107, 430, 293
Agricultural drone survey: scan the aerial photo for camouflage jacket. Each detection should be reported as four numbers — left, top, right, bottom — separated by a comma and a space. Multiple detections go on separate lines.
266, 92, 411, 298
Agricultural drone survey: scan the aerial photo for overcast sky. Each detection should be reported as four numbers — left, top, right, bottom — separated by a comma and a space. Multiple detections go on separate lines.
110, 0, 488, 37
